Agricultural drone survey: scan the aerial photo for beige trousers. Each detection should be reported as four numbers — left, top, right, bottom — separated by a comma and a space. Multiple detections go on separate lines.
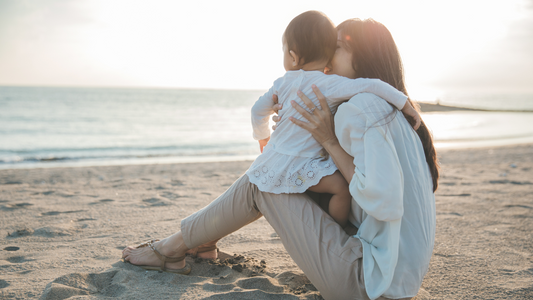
181, 174, 398, 300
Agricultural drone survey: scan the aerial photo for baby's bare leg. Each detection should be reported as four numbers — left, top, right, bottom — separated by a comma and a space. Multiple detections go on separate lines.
308, 171, 351, 227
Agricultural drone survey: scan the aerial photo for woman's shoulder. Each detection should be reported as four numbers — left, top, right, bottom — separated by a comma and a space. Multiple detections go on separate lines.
338, 93, 395, 118
346, 92, 393, 108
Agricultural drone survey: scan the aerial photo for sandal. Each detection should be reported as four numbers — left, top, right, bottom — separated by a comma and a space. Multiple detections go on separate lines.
187, 244, 219, 259
127, 239, 191, 275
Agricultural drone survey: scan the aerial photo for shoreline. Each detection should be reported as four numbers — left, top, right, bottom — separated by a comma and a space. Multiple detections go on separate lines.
1, 143, 532, 299
3, 139, 533, 171
3, 101, 533, 172
418, 102, 533, 113
0, 154, 259, 171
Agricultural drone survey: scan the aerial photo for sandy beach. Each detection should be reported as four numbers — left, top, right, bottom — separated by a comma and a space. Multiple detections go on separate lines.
1, 143, 532, 299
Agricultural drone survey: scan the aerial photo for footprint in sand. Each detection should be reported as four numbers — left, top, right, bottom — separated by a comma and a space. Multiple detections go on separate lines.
7, 228, 34, 238
31, 226, 74, 237
489, 179, 532, 185
41, 210, 86, 216
0, 202, 33, 211
502, 204, 533, 219
3, 180, 22, 184
171, 180, 185, 186
504, 204, 533, 210
40, 270, 124, 299
194, 255, 319, 297
160, 191, 188, 200
8, 226, 75, 239
236, 277, 285, 293
275, 271, 318, 294
0, 280, 9, 289
76, 218, 97, 222
437, 212, 463, 217
3, 246, 20, 251
203, 290, 301, 299
90, 199, 115, 205
57, 193, 76, 198
142, 198, 169, 207
44, 257, 321, 299
202, 282, 236, 292
6, 256, 35, 264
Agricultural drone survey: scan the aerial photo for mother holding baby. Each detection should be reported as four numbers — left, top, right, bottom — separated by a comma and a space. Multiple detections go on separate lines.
123, 13, 438, 300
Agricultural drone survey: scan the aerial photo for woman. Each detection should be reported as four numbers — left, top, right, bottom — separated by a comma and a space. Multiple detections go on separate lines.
123, 18, 438, 300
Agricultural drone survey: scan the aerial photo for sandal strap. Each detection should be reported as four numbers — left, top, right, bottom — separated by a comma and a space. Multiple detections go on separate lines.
197, 245, 218, 253
137, 240, 185, 272
189, 244, 219, 258
135, 239, 160, 249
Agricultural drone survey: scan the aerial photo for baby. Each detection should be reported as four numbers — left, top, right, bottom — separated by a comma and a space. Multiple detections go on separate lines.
248, 11, 418, 228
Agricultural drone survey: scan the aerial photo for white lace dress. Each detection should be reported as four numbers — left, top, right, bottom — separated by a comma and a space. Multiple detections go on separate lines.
246, 70, 407, 194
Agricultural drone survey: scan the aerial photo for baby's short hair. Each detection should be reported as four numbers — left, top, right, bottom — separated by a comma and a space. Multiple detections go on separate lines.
284, 11, 337, 66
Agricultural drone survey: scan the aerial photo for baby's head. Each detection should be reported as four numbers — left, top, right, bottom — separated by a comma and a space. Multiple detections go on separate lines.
283, 11, 336, 71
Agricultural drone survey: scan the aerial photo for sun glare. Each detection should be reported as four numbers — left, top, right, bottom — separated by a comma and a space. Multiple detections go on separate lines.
323, 0, 529, 97
84, 0, 531, 92
0, 0, 530, 92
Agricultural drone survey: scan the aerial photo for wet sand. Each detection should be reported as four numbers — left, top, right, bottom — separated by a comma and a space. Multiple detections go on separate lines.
1, 144, 532, 299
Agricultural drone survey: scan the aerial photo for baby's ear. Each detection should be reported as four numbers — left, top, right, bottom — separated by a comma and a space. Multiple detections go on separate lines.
289, 50, 300, 67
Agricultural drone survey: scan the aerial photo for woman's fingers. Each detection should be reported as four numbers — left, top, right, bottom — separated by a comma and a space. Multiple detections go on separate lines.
312, 84, 327, 111
289, 116, 314, 131
297, 90, 317, 110
290, 88, 337, 146
291, 100, 318, 124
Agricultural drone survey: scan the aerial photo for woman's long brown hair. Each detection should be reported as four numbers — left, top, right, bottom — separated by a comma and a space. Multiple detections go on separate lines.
337, 18, 439, 192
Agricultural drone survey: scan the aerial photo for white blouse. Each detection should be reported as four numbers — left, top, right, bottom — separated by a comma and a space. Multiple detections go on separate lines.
247, 70, 408, 194
335, 93, 436, 300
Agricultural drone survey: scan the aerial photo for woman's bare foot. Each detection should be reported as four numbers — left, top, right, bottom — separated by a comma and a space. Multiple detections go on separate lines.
122, 232, 189, 270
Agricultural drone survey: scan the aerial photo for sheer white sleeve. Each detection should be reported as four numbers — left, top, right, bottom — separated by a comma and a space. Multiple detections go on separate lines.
322, 75, 407, 110
335, 99, 404, 221
251, 85, 277, 140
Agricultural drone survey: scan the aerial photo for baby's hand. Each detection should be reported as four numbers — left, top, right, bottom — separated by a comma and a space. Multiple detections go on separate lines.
272, 94, 282, 130
401, 101, 421, 130
259, 137, 270, 153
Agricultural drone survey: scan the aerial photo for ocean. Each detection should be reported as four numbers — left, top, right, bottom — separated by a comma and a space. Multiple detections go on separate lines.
1, 86, 533, 169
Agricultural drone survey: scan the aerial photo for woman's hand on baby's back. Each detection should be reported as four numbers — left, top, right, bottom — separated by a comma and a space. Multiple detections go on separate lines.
289, 85, 338, 148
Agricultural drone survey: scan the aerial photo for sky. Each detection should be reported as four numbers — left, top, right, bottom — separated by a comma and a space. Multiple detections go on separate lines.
0, 0, 532, 99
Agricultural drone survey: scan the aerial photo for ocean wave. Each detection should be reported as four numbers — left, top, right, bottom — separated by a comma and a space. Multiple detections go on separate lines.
0, 144, 257, 165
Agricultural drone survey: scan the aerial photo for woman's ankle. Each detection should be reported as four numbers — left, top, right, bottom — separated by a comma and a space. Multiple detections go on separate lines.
159, 232, 189, 257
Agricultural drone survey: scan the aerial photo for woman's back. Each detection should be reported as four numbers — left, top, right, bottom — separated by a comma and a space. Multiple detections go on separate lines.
336, 93, 435, 298
383, 98, 435, 296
